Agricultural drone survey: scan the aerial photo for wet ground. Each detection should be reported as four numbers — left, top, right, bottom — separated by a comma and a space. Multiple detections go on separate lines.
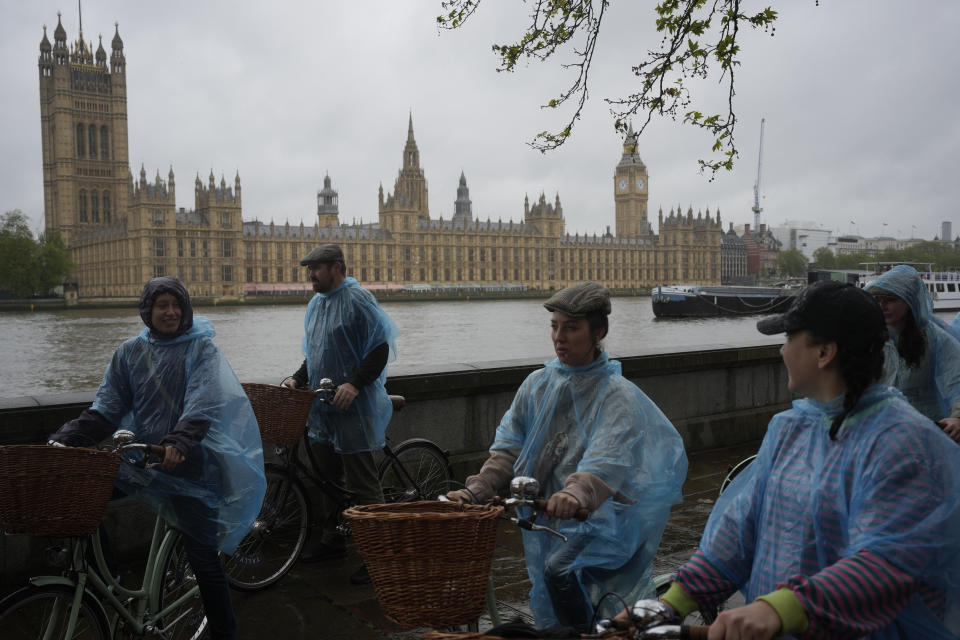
231, 441, 759, 639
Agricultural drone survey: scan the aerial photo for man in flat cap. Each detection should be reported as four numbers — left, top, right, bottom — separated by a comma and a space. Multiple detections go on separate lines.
284, 244, 400, 583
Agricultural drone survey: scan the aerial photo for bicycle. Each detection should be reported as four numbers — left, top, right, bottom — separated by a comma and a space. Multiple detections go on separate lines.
0, 431, 207, 640
221, 378, 453, 591
595, 598, 710, 639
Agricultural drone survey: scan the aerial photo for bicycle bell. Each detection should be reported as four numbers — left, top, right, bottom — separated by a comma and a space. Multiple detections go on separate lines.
510, 476, 540, 499
112, 429, 135, 446
316, 378, 336, 391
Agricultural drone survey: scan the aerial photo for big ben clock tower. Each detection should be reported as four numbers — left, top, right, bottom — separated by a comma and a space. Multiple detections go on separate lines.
613, 123, 652, 237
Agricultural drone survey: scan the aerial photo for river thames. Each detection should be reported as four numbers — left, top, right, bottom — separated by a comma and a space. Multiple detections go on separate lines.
1, 297, 956, 399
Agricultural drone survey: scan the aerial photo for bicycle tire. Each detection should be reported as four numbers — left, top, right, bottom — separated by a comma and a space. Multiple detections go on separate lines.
378, 439, 453, 503
223, 465, 310, 591
718, 454, 757, 497
0, 583, 109, 640
158, 535, 209, 640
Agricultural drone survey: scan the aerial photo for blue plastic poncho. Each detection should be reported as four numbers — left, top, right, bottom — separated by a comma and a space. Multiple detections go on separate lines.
91, 306, 265, 555
702, 385, 960, 638
491, 352, 688, 626
302, 277, 400, 453
866, 265, 960, 422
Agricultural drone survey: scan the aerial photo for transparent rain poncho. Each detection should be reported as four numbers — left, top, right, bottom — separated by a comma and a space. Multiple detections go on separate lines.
302, 277, 400, 453
91, 317, 266, 554
866, 265, 960, 421
491, 352, 688, 627
703, 385, 960, 638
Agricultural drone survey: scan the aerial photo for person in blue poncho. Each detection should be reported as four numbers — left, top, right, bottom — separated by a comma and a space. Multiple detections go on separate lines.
447, 282, 688, 632
51, 277, 266, 640
648, 281, 960, 639
283, 244, 400, 584
865, 265, 960, 442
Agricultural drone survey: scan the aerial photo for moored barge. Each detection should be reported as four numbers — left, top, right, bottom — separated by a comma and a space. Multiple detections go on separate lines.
651, 285, 799, 318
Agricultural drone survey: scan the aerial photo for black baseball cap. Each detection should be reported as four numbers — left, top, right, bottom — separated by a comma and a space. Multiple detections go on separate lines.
756, 281, 886, 344
300, 243, 345, 266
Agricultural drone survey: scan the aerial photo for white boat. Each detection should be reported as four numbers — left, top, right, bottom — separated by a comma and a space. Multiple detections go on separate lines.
860, 262, 960, 311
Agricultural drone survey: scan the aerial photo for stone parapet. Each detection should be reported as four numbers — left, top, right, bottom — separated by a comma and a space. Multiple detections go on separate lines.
0, 343, 788, 589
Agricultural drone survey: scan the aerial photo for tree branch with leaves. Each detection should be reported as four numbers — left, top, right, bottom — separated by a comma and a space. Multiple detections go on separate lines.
438, 0, 778, 174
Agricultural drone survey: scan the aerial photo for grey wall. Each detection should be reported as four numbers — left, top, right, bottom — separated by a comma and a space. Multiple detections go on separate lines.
0, 343, 789, 590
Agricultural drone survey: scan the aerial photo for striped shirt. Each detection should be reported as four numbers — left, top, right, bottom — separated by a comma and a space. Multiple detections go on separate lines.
682, 385, 960, 638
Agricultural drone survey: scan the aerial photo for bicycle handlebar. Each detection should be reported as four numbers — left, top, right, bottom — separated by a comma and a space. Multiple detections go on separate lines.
491, 495, 590, 521
639, 624, 709, 639
599, 616, 709, 639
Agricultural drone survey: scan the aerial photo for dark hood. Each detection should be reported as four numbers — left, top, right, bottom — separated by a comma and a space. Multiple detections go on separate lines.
139, 276, 194, 339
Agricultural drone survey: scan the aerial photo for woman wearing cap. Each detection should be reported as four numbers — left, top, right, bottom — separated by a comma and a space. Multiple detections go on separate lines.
865, 265, 960, 442
447, 282, 687, 632
51, 277, 266, 640
648, 281, 960, 639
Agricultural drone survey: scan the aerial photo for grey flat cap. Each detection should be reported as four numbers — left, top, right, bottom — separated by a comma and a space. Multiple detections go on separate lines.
300, 244, 345, 266
543, 282, 611, 317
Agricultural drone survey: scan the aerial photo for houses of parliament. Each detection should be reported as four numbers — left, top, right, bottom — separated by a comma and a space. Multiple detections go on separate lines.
38, 14, 721, 300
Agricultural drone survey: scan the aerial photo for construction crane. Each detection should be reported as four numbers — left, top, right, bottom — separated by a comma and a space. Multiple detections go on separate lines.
752, 118, 766, 230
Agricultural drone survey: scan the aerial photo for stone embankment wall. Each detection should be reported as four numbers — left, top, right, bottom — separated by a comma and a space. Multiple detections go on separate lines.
0, 343, 788, 589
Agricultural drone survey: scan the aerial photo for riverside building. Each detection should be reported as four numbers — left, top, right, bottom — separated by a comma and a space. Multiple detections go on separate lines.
38, 15, 721, 300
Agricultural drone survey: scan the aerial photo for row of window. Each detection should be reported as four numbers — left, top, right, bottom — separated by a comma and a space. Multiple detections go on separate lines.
155, 264, 232, 283
238, 265, 708, 284
78, 189, 111, 223
76, 123, 109, 160
153, 239, 235, 259
243, 241, 688, 266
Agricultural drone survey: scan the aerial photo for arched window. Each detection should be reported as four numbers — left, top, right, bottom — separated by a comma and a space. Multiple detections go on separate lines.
78, 189, 87, 221
88, 124, 97, 158
90, 191, 99, 222
76, 123, 85, 157
100, 126, 108, 160
102, 191, 111, 223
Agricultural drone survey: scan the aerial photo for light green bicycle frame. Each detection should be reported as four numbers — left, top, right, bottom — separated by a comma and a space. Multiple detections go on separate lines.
29, 514, 202, 638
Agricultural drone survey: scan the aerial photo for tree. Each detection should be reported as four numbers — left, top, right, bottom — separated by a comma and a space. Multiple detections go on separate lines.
777, 249, 808, 277
0, 210, 73, 297
438, 0, 779, 174
811, 246, 836, 269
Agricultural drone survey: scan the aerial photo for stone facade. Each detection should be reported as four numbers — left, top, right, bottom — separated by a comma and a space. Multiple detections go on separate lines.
38, 16, 721, 299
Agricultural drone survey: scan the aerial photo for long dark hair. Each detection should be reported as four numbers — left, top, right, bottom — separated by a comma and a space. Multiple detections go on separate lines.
807, 330, 886, 440
896, 310, 926, 368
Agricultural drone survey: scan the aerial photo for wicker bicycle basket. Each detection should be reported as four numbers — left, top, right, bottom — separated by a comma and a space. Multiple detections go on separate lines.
241, 383, 315, 445
344, 501, 503, 628
0, 445, 122, 536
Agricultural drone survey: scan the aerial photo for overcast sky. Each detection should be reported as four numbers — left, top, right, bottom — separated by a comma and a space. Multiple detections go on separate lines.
3, 1, 959, 242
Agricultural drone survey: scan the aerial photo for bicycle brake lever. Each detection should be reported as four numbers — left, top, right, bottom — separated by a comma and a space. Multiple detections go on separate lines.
511, 517, 568, 542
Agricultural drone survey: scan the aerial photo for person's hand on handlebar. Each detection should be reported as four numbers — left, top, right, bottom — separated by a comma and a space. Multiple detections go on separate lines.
281, 376, 298, 390
161, 445, 184, 471
332, 382, 359, 410
545, 490, 582, 520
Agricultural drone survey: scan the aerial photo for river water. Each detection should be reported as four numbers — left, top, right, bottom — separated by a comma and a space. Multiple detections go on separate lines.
1, 297, 956, 400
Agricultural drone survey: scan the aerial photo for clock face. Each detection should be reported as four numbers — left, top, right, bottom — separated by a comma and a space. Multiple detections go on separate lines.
617, 178, 627, 192
636, 177, 646, 191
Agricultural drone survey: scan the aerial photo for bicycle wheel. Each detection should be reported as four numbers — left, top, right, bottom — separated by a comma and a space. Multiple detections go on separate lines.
378, 439, 453, 502
159, 536, 208, 640
718, 454, 756, 497
222, 465, 310, 591
0, 584, 108, 640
